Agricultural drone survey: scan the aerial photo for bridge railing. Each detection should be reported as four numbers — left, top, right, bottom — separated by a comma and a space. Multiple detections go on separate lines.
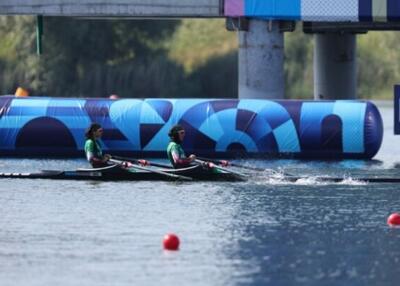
0, 0, 223, 17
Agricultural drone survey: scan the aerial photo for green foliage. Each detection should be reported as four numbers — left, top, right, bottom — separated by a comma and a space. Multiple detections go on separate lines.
358, 32, 400, 99
284, 28, 400, 99
167, 19, 238, 98
188, 52, 238, 98
0, 16, 40, 93
284, 27, 314, 99
0, 16, 399, 99
167, 19, 237, 73
0, 16, 183, 97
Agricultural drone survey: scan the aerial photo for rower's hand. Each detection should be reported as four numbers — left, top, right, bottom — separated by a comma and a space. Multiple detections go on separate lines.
220, 160, 230, 167
122, 161, 133, 168
138, 159, 149, 166
103, 154, 111, 162
188, 154, 196, 162
202, 161, 215, 169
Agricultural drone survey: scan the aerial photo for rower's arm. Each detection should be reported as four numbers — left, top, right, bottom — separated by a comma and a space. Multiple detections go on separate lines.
87, 151, 105, 164
85, 141, 106, 164
170, 147, 192, 167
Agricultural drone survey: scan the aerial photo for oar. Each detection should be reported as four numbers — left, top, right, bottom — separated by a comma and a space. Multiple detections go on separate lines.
76, 164, 121, 172
196, 156, 295, 177
112, 155, 173, 169
195, 159, 248, 178
109, 159, 192, 181
196, 157, 264, 171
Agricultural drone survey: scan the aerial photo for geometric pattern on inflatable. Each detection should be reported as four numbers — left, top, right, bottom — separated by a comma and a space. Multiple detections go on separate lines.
0, 96, 383, 159
225, 0, 400, 22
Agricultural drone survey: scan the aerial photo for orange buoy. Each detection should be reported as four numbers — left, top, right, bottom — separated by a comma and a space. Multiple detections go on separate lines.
387, 213, 400, 226
163, 233, 180, 250
15, 87, 29, 97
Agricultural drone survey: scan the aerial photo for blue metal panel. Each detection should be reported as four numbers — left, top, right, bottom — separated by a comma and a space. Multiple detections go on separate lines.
224, 0, 400, 22
359, 0, 373, 21
394, 85, 400, 134
245, 0, 301, 19
387, 0, 400, 21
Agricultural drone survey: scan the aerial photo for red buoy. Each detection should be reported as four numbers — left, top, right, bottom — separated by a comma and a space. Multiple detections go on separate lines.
387, 213, 400, 226
163, 233, 180, 250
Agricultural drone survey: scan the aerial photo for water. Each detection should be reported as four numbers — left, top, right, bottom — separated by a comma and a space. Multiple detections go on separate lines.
1, 101, 400, 286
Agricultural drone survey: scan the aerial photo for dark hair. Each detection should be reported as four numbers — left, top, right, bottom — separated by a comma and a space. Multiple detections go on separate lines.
85, 123, 102, 140
168, 124, 184, 143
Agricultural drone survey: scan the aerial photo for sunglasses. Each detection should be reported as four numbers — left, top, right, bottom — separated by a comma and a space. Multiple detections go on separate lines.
178, 130, 185, 135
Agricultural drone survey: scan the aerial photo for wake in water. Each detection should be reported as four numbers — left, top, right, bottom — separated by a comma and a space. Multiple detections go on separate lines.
253, 171, 368, 186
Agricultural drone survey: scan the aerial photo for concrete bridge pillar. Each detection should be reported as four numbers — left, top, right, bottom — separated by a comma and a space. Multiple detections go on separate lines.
238, 20, 284, 99
314, 33, 357, 100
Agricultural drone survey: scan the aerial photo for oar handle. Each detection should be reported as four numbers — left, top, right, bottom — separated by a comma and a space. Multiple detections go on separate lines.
109, 159, 192, 181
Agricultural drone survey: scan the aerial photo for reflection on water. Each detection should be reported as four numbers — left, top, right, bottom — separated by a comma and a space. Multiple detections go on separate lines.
0, 102, 400, 285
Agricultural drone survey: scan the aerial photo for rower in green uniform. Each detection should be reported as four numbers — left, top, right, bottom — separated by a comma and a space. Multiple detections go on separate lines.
167, 125, 196, 168
84, 123, 111, 168
166, 125, 222, 174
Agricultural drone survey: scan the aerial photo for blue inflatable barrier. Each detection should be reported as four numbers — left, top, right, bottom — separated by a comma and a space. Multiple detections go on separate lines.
0, 96, 383, 159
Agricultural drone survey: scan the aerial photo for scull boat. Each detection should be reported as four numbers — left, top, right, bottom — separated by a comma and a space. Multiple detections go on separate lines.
1, 155, 397, 183
0, 164, 246, 182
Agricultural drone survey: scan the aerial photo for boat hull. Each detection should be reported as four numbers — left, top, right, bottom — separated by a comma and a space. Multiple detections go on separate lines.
0, 165, 245, 182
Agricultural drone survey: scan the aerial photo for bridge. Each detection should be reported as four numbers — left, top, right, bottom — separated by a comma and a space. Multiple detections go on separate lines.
0, 0, 222, 17
0, 0, 399, 100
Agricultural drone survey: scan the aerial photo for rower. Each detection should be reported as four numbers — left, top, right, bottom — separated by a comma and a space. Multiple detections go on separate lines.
84, 123, 112, 168
84, 123, 148, 170
167, 125, 197, 168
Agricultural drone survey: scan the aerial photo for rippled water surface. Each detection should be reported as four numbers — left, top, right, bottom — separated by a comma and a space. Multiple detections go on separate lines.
1, 102, 400, 286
